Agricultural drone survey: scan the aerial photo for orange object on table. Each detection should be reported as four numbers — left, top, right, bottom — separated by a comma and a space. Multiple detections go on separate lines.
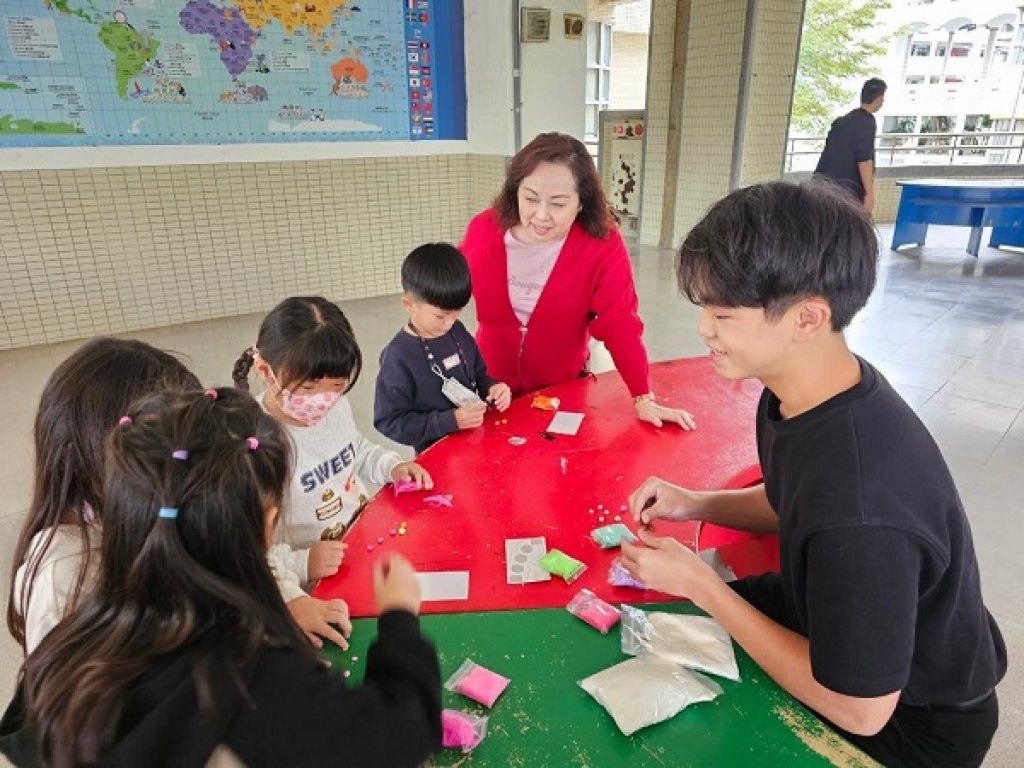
530, 394, 560, 410
314, 357, 779, 616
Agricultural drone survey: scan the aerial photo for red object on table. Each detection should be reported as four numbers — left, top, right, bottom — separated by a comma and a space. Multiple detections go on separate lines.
314, 356, 779, 616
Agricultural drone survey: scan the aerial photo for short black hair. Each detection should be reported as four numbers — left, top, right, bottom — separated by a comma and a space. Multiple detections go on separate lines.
677, 180, 877, 331
861, 78, 886, 104
401, 243, 472, 311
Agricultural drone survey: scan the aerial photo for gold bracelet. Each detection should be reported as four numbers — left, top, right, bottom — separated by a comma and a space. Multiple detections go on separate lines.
633, 393, 656, 404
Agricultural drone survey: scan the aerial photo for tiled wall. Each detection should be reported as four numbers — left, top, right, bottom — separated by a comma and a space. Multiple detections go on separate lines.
0, 155, 507, 350
637, 0, 679, 245
671, 0, 749, 242
735, 0, 804, 188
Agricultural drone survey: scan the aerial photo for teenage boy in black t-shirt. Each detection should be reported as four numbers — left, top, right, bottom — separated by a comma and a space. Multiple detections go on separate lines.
620, 181, 1006, 767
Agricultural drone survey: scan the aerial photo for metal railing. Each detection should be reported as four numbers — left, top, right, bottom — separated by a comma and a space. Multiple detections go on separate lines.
785, 131, 1024, 171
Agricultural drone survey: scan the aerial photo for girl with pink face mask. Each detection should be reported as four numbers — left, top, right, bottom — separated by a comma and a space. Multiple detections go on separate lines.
233, 296, 432, 649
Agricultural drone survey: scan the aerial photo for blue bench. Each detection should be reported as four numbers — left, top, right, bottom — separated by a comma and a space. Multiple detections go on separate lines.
891, 179, 1024, 257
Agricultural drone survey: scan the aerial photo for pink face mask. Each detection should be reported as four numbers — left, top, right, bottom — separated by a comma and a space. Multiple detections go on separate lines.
267, 368, 341, 426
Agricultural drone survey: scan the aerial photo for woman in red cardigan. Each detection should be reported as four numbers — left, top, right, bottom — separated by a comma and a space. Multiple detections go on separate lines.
459, 132, 695, 429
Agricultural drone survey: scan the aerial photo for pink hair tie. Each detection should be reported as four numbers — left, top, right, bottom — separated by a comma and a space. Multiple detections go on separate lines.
246, 437, 259, 451
118, 415, 133, 426
205, 388, 218, 400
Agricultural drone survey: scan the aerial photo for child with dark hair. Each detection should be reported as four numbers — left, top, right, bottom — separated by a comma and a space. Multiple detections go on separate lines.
620, 180, 1005, 767
374, 243, 511, 454
233, 296, 431, 649
0, 388, 441, 767
7, 337, 200, 653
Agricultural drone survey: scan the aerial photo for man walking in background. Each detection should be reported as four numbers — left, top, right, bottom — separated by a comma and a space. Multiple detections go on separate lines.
815, 78, 886, 213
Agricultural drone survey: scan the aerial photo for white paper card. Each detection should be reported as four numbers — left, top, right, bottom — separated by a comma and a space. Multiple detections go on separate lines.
415, 570, 470, 601
547, 411, 585, 435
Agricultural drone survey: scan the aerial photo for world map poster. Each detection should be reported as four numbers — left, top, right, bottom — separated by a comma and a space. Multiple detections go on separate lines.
0, 0, 465, 146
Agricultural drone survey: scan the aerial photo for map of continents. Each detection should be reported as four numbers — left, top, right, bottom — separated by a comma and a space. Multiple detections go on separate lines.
0, 0, 461, 145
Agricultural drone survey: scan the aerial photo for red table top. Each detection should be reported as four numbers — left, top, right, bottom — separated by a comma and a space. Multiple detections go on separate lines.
314, 356, 779, 616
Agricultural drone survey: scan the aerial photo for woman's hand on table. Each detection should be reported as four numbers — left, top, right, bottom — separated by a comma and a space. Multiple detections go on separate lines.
288, 596, 352, 650
628, 476, 707, 526
619, 529, 720, 606
486, 382, 512, 412
635, 397, 697, 430
454, 402, 486, 430
374, 553, 422, 615
391, 461, 434, 490
309, 539, 347, 579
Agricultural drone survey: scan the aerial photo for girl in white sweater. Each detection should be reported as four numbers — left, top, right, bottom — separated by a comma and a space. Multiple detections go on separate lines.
233, 296, 432, 649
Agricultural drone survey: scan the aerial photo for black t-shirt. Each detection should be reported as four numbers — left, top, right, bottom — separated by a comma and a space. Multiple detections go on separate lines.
735, 358, 1006, 705
374, 320, 497, 453
814, 108, 876, 200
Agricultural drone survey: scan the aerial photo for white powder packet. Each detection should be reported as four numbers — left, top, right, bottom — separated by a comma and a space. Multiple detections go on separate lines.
621, 605, 740, 681
579, 655, 722, 735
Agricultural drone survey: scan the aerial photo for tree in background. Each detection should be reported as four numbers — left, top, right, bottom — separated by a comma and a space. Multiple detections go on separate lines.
791, 0, 892, 136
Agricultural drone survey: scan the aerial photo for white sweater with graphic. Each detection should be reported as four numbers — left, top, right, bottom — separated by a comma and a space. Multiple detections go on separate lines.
261, 394, 402, 603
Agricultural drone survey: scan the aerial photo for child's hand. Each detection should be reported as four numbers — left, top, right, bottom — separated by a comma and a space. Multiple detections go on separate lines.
287, 595, 352, 650
454, 401, 486, 429
373, 552, 422, 615
487, 382, 512, 412
308, 540, 347, 579
391, 461, 434, 490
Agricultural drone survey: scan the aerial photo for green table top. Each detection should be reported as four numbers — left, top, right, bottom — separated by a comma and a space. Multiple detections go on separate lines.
322, 602, 877, 767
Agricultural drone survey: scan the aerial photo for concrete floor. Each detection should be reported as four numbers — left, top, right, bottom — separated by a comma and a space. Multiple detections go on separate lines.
0, 223, 1020, 764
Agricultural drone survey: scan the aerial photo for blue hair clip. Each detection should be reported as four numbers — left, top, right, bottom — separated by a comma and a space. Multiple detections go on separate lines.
171, 450, 189, 461
158, 507, 178, 519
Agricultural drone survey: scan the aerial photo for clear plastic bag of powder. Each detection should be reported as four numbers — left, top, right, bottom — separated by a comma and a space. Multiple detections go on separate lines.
620, 605, 740, 681
579, 655, 722, 735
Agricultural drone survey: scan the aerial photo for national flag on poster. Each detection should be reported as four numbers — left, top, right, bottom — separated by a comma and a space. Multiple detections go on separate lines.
422, 78, 431, 88
421, 66, 431, 75
409, 66, 421, 76
420, 12, 428, 22
408, 52, 419, 62
409, 78, 420, 87
407, 0, 416, 9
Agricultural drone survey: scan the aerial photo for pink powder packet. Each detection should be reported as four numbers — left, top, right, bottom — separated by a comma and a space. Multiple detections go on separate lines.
424, 494, 454, 508
444, 659, 510, 708
393, 479, 419, 495
441, 709, 488, 752
567, 588, 621, 633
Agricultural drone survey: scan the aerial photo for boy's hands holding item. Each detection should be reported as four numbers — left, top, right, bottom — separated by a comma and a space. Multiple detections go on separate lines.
454, 401, 486, 430
374, 552, 422, 614
391, 461, 434, 489
486, 382, 512, 412
619, 529, 720, 607
308, 540, 348, 579
628, 476, 707, 527
288, 595, 353, 650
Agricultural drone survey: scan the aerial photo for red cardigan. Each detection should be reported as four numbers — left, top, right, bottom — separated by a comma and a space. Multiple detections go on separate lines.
459, 209, 650, 398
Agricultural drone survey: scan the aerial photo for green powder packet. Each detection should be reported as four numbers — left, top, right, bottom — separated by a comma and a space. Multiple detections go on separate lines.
590, 523, 638, 549
539, 549, 587, 584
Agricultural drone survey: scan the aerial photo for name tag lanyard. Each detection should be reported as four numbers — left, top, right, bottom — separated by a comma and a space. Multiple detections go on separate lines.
407, 322, 478, 392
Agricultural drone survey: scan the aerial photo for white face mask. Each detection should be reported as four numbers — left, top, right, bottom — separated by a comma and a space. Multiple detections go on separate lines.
267, 367, 341, 426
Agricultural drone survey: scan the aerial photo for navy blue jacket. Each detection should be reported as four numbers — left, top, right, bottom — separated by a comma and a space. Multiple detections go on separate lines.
374, 321, 497, 453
